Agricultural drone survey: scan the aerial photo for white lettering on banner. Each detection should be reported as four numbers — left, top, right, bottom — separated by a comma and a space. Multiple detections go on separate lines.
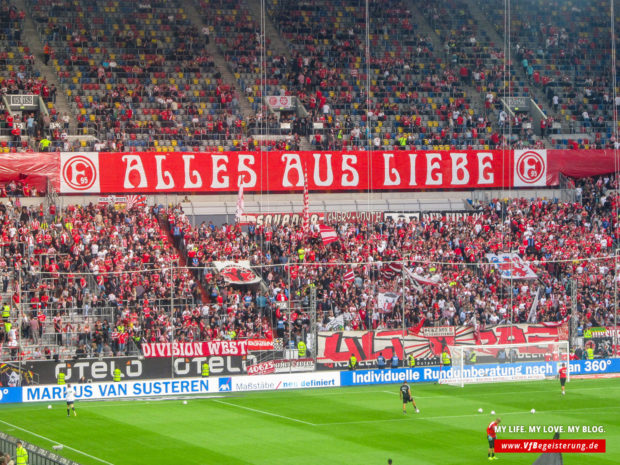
211, 154, 229, 188
281, 153, 304, 187
383, 153, 400, 186
206, 340, 249, 356
55, 360, 143, 380
451, 153, 469, 185
345, 361, 577, 386
478, 152, 494, 184
183, 154, 202, 188
248, 359, 316, 375
238, 155, 257, 188
408, 153, 418, 185
239, 212, 323, 227
426, 153, 442, 185
247, 361, 275, 376
352, 369, 421, 384
121, 155, 148, 189
313, 153, 334, 186
341, 154, 359, 186
247, 339, 275, 350
155, 155, 174, 189
59, 150, 522, 194
141, 341, 249, 358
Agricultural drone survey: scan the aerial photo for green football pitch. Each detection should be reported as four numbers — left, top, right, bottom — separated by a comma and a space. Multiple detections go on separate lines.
0, 377, 618, 465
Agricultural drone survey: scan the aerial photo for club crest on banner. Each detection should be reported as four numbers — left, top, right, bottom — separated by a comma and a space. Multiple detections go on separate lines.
60, 152, 101, 193
514, 150, 547, 187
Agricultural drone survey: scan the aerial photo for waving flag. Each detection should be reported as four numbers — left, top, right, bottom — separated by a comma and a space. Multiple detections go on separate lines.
125, 195, 146, 209
377, 292, 400, 312
235, 184, 244, 224
319, 224, 338, 244
486, 253, 538, 279
382, 262, 403, 279
343, 269, 355, 281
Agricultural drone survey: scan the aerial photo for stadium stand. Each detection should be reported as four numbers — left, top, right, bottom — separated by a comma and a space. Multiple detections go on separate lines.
1, 171, 616, 360
0, 1, 61, 150
26, 0, 249, 152
0, 0, 617, 362
476, 0, 617, 148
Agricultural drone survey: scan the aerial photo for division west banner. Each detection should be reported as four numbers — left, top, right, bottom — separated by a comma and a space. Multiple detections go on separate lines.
141, 341, 249, 358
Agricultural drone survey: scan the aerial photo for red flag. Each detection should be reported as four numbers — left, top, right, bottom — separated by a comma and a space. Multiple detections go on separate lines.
343, 269, 355, 281
302, 164, 310, 234
319, 224, 338, 244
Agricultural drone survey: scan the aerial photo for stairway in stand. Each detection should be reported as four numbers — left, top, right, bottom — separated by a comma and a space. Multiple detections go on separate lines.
157, 213, 210, 305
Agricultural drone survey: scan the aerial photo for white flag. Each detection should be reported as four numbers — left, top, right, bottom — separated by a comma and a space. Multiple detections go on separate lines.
235, 184, 244, 223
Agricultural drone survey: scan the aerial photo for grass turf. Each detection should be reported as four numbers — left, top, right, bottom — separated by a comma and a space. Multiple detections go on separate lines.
0, 377, 618, 465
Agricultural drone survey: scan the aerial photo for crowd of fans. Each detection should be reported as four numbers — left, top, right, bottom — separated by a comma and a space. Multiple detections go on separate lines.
0, 172, 616, 360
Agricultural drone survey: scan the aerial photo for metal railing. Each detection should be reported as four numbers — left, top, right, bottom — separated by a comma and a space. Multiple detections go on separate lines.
0, 432, 81, 465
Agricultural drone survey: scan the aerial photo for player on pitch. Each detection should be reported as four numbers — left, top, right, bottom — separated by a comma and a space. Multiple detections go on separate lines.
487, 417, 501, 460
399, 380, 419, 414
66, 383, 77, 417
559, 363, 567, 395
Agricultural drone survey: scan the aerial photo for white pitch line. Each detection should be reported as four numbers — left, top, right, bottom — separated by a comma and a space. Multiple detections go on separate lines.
315, 405, 620, 427
0, 419, 114, 465
383, 390, 399, 396
212, 399, 316, 426
386, 384, 620, 400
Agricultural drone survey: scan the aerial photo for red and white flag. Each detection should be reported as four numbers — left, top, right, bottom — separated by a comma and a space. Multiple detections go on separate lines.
319, 224, 338, 244
126, 195, 146, 209
235, 184, 244, 224
302, 164, 310, 234
343, 269, 355, 281
381, 262, 402, 279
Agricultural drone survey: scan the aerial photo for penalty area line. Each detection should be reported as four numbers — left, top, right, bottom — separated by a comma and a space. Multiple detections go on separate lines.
0, 419, 114, 465
212, 399, 316, 426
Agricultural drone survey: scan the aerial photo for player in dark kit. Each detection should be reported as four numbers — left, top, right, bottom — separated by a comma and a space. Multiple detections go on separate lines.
487, 417, 501, 460
399, 381, 419, 414
559, 363, 567, 395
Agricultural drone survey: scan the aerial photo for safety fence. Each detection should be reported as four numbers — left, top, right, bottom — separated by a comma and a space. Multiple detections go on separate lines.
0, 431, 81, 465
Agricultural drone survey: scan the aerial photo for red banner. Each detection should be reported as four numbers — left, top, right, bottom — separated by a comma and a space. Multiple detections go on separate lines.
0, 152, 60, 192
0, 149, 617, 195
317, 324, 566, 367
59, 150, 514, 193
141, 341, 249, 358
247, 358, 316, 375
247, 360, 276, 376
495, 439, 605, 453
